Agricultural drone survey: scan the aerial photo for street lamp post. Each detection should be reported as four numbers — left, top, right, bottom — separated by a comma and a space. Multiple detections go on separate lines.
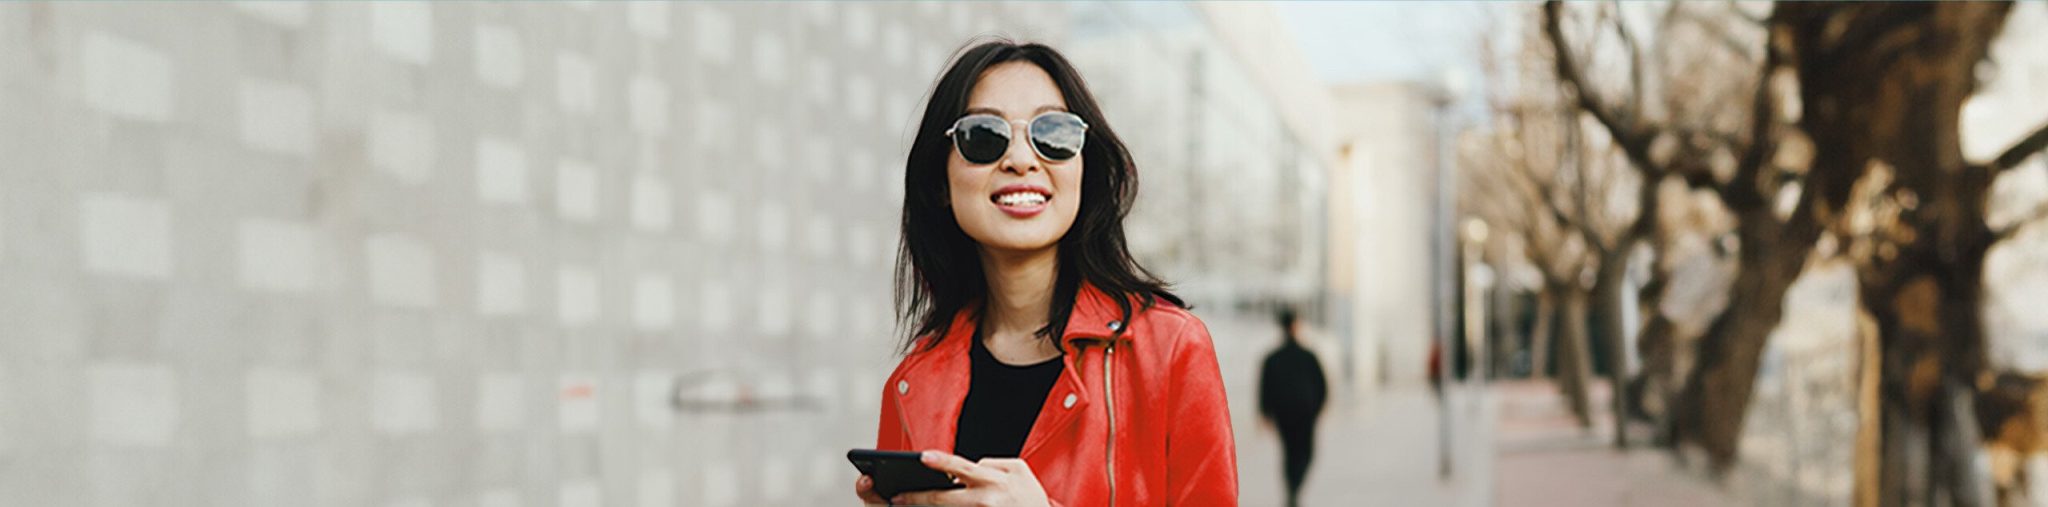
1433, 85, 1456, 482
1464, 218, 1491, 387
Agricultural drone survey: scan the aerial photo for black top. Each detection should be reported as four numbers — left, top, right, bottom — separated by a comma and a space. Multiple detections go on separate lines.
1258, 339, 1328, 423
953, 327, 1066, 461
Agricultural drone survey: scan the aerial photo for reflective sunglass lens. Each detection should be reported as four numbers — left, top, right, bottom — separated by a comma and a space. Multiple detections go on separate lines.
1030, 113, 1086, 161
953, 116, 1009, 164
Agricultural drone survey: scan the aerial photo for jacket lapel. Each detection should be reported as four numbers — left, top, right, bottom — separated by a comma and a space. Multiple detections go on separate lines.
1019, 341, 1094, 460
897, 313, 975, 453
900, 283, 1144, 458
1021, 282, 1131, 459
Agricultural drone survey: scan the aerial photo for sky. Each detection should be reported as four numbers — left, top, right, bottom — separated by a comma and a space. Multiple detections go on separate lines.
1274, 1, 1509, 94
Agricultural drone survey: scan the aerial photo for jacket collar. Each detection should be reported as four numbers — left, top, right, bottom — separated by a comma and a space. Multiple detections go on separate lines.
894, 281, 1142, 452
921, 281, 1141, 350
1058, 281, 1139, 346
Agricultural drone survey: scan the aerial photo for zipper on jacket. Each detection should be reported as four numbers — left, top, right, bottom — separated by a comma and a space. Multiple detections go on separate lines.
1104, 342, 1118, 507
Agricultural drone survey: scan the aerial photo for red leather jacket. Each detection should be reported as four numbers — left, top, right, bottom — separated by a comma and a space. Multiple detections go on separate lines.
875, 283, 1239, 506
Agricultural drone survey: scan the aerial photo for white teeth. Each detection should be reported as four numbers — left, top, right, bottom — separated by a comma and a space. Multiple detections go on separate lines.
994, 192, 1047, 207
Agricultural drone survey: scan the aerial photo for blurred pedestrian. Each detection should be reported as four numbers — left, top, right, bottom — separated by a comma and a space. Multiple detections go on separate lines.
1259, 307, 1327, 507
1428, 338, 1444, 399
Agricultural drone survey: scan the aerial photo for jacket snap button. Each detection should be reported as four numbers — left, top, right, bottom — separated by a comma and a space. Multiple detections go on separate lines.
897, 380, 909, 394
1107, 321, 1122, 332
1063, 393, 1078, 408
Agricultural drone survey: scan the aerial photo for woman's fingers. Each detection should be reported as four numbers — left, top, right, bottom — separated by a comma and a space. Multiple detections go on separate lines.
854, 475, 887, 504
919, 450, 993, 483
893, 456, 1045, 506
892, 488, 977, 506
975, 457, 1031, 474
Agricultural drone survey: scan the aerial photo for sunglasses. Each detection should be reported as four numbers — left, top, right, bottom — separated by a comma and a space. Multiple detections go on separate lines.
944, 111, 1089, 165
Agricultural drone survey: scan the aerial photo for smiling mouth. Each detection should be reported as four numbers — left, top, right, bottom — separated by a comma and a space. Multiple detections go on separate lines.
991, 191, 1049, 207
990, 187, 1051, 217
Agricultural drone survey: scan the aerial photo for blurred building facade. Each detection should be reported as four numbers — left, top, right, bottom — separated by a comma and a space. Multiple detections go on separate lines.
0, 2, 1339, 506
1058, 2, 1338, 400
1328, 82, 1451, 390
1062, 3, 1332, 313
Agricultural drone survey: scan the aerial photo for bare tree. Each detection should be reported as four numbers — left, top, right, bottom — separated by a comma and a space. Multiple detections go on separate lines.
1550, 3, 2048, 504
1788, 4, 2048, 503
1542, 1, 1771, 450
1465, 34, 1606, 425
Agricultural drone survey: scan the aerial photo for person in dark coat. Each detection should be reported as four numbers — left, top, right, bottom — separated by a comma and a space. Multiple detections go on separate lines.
1259, 307, 1328, 507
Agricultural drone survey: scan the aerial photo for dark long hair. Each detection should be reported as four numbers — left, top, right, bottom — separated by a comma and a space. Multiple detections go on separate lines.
893, 38, 1183, 353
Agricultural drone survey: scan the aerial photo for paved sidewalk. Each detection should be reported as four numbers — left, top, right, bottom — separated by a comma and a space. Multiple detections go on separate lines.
1234, 384, 1497, 507
1489, 380, 1740, 507
1210, 310, 1495, 507
1211, 312, 1733, 506
1228, 376, 1737, 506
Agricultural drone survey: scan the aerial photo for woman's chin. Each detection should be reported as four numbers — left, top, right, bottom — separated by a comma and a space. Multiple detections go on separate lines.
974, 235, 1063, 256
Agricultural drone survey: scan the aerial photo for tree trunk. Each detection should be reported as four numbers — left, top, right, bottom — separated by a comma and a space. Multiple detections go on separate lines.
1634, 312, 1676, 433
1856, 309, 1881, 507
1671, 4, 2015, 480
1866, 272, 1994, 507
1777, 3, 2012, 504
1555, 283, 1596, 428
1494, 284, 1524, 378
1626, 219, 1701, 449
1530, 288, 1557, 380
1860, 193, 1997, 507
1633, 260, 1680, 444
1669, 205, 1819, 470
1591, 249, 1634, 447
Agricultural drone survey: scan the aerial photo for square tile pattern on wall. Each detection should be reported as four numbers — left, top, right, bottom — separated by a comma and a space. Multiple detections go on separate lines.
0, 2, 1061, 506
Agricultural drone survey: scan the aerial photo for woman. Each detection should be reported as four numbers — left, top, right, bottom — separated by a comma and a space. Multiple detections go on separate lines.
853, 39, 1238, 506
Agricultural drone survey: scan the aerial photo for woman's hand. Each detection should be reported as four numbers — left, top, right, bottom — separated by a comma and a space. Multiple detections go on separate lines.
889, 451, 1051, 506
855, 474, 889, 505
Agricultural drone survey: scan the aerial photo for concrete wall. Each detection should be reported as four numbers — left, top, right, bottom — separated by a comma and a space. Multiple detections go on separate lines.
0, 3, 1058, 506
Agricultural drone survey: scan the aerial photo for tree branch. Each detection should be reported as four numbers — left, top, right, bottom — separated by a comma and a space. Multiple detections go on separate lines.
1508, 137, 1583, 245
1545, 1, 1667, 177
1720, 14, 1782, 213
1724, 0, 1768, 26
1561, 109, 1620, 256
1627, 170, 1662, 244
1479, 106, 1571, 249
1671, 4, 1761, 62
1608, 0, 1648, 120
1988, 119, 2048, 174
1994, 201, 2048, 244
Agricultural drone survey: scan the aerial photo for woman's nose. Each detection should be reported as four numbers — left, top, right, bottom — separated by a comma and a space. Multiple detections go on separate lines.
999, 122, 1040, 174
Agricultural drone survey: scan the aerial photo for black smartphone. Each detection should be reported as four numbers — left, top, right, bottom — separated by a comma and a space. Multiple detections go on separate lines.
847, 449, 965, 498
